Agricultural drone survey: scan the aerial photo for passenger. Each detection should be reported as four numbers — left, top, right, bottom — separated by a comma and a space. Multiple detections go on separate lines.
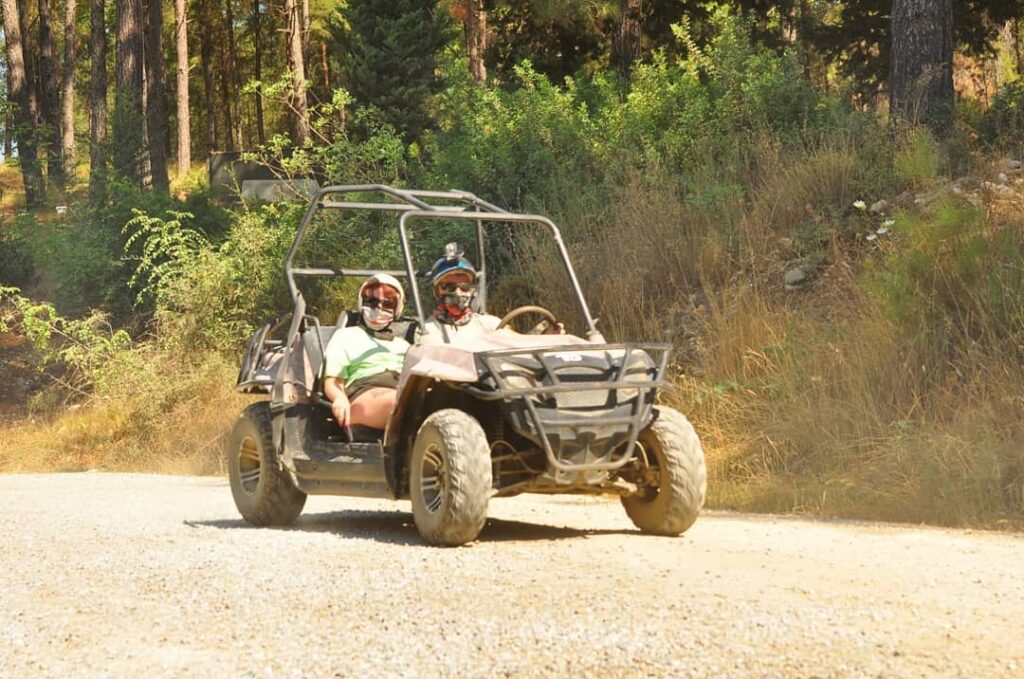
322, 274, 409, 430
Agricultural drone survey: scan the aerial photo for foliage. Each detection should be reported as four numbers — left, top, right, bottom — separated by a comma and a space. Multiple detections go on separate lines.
334, 0, 455, 142
811, 0, 1024, 97
0, 227, 35, 288
866, 200, 1024, 360
894, 129, 942, 186
980, 82, 1024, 150
0, 287, 134, 399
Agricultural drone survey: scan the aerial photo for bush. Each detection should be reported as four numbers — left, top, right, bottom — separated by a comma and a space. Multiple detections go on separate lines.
980, 81, 1024, 152
866, 200, 1024, 362
0, 227, 35, 288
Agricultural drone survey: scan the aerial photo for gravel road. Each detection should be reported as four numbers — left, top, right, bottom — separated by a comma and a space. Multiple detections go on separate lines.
1, 473, 1022, 678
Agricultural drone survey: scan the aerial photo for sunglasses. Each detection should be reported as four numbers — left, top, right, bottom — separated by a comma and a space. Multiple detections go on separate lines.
362, 296, 398, 312
439, 281, 474, 294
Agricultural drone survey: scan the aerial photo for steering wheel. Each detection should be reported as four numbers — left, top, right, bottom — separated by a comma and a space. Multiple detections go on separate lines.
497, 305, 560, 334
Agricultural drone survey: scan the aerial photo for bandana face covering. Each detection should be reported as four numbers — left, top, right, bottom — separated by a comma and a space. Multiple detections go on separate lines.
435, 281, 474, 325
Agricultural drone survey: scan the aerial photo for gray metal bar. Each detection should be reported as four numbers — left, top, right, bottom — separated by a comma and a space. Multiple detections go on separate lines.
315, 184, 434, 210
475, 219, 487, 313
449, 190, 508, 213
291, 267, 409, 278
318, 201, 419, 212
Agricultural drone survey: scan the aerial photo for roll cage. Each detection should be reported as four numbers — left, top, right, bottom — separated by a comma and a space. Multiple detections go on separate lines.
284, 184, 600, 339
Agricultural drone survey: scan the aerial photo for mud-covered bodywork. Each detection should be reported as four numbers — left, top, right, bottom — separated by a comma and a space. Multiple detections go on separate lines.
390, 330, 670, 493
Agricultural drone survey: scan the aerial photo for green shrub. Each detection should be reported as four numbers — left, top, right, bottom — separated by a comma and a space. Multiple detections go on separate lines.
866, 200, 1024, 361
894, 129, 942, 186
0, 227, 35, 288
980, 81, 1024, 151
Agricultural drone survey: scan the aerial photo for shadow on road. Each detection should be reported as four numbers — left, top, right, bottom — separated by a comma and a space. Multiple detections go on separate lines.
187, 510, 634, 545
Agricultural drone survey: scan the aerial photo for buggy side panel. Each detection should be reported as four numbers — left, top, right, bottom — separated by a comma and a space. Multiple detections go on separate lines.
236, 319, 285, 394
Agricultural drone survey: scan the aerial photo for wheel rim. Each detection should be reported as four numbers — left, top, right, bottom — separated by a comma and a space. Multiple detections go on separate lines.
418, 442, 447, 514
635, 439, 663, 502
238, 435, 261, 495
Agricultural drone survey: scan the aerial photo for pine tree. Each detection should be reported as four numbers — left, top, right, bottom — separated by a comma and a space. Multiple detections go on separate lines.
340, 0, 454, 142
890, 0, 954, 131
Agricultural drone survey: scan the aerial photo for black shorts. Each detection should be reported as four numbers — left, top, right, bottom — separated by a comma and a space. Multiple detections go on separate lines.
345, 371, 400, 400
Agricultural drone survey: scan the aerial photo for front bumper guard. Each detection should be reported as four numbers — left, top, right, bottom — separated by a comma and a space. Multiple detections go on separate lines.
461, 343, 671, 474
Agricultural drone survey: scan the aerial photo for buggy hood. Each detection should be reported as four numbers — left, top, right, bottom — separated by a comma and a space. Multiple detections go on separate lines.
400, 328, 594, 386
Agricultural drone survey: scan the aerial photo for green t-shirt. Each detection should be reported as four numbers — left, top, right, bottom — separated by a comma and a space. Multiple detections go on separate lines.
322, 326, 410, 385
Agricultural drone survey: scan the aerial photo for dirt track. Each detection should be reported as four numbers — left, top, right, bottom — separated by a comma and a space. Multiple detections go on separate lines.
0, 472, 1022, 677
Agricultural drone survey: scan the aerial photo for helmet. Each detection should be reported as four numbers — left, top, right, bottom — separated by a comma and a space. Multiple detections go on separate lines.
429, 242, 477, 288
429, 243, 477, 325
356, 274, 403, 321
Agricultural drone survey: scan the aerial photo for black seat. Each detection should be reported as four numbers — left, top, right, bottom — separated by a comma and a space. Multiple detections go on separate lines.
302, 324, 335, 391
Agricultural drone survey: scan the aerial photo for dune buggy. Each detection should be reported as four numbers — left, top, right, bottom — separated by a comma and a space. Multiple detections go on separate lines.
230, 185, 706, 546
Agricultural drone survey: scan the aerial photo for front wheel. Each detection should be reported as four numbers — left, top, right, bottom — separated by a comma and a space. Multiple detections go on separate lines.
410, 409, 492, 546
228, 402, 307, 526
621, 406, 706, 535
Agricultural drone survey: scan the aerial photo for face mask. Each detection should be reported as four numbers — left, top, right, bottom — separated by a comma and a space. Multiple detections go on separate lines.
442, 288, 473, 311
361, 306, 394, 330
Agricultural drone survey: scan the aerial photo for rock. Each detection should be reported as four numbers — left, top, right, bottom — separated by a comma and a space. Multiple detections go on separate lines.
953, 177, 981, 192
894, 191, 913, 205
869, 199, 889, 215
1005, 159, 1022, 171
997, 172, 1008, 183
784, 267, 808, 291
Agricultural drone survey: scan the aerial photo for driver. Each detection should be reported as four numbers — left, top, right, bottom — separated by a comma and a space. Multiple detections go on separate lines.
322, 274, 410, 430
419, 243, 565, 344
419, 244, 501, 343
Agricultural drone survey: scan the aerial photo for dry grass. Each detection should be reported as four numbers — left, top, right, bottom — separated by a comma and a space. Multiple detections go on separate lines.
517, 141, 1024, 529
0, 164, 25, 212
0, 357, 244, 476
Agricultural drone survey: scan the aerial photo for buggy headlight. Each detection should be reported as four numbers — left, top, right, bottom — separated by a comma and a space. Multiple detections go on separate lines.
618, 352, 656, 403
496, 361, 536, 391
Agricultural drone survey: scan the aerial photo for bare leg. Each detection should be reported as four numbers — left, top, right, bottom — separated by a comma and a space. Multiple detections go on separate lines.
348, 387, 397, 429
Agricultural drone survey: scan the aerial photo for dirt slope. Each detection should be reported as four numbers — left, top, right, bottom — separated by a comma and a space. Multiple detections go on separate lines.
0, 473, 1021, 677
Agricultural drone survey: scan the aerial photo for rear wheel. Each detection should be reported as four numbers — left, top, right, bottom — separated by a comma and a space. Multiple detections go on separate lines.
228, 402, 306, 526
621, 406, 706, 535
410, 409, 492, 546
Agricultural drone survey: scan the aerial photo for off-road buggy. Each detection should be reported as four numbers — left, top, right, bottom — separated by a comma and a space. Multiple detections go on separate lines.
230, 185, 706, 546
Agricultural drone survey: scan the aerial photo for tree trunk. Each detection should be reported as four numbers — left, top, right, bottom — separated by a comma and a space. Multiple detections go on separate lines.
61, 0, 77, 180
114, 0, 146, 183
174, 0, 190, 177
145, 0, 169, 191
217, 23, 236, 152
1015, 18, 1023, 79
301, 0, 309, 55
285, 0, 309, 144
222, 0, 242, 149
199, 0, 218, 153
16, 0, 40, 133
890, 0, 954, 133
251, 0, 265, 145
320, 40, 331, 94
4, 60, 13, 160
89, 0, 107, 200
467, 0, 487, 83
38, 0, 65, 186
612, 0, 642, 75
1, 0, 45, 206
